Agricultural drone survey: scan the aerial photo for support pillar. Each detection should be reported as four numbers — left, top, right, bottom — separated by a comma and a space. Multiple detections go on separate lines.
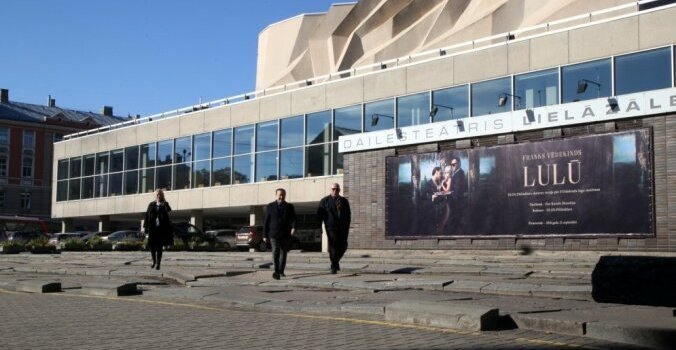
190, 210, 204, 232
98, 215, 111, 232
61, 219, 74, 233
250, 206, 264, 226
321, 223, 328, 253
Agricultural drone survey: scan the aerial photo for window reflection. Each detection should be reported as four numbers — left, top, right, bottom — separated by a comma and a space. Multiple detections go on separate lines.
70, 157, 81, 178
124, 170, 138, 195
68, 178, 80, 200
213, 129, 232, 158
192, 160, 210, 188
56, 181, 68, 201
94, 175, 108, 197
514, 68, 558, 109
96, 152, 109, 175
257, 121, 278, 152
615, 47, 671, 95
234, 125, 254, 155
156, 165, 172, 190
157, 140, 173, 166
397, 92, 429, 127
109, 173, 123, 196
212, 157, 231, 186
334, 105, 361, 141
332, 143, 343, 175
82, 177, 94, 199
83, 155, 95, 176
140, 143, 156, 168
110, 149, 124, 172
233, 154, 253, 184
193, 133, 211, 161
365, 99, 394, 132
280, 148, 303, 179
256, 151, 278, 181
281, 115, 304, 148
139, 168, 155, 193
306, 110, 331, 145
306, 143, 330, 177
432, 85, 468, 121
174, 136, 191, 164
471, 77, 511, 116
562, 58, 611, 103
125, 147, 139, 171
173, 162, 191, 190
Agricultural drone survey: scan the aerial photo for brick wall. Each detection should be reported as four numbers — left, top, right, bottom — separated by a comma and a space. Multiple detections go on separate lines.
345, 115, 676, 252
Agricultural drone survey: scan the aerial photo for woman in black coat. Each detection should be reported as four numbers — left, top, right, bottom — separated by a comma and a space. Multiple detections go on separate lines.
143, 189, 172, 270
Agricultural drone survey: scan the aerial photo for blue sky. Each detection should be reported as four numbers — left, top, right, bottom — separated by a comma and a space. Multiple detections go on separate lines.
0, 0, 341, 118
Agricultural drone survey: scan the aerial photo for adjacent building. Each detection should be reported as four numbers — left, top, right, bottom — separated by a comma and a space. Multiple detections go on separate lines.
52, 0, 676, 251
0, 88, 125, 221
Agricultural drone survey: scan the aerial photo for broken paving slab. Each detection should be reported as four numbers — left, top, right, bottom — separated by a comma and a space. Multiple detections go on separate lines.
80, 281, 138, 297
386, 300, 499, 331
512, 310, 586, 336
443, 280, 492, 293
15, 280, 62, 293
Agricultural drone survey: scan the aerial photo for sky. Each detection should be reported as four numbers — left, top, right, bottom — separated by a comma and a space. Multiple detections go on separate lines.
0, 0, 342, 118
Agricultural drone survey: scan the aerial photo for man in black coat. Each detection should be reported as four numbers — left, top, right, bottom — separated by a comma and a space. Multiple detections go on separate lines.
143, 189, 173, 270
263, 188, 296, 280
317, 183, 351, 274
448, 157, 467, 234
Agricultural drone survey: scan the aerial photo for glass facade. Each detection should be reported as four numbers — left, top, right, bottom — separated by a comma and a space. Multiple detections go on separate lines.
56, 45, 676, 202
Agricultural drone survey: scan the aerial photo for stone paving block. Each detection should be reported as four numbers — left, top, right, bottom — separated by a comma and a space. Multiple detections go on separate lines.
81, 281, 138, 297
164, 270, 226, 285
443, 280, 492, 293
339, 303, 386, 315
479, 281, 538, 296
385, 300, 499, 331
586, 319, 676, 350
15, 280, 62, 293
512, 311, 586, 336
531, 284, 592, 300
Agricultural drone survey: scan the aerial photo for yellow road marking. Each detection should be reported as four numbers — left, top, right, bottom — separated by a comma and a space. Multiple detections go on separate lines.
0, 288, 594, 349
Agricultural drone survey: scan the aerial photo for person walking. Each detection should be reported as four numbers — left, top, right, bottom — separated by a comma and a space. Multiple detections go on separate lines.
263, 188, 296, 280
143, 189, 173, 270
317, 183, 351, 274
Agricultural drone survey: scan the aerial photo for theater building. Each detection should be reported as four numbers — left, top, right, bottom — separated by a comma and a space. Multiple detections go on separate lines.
53, 0, 676, 251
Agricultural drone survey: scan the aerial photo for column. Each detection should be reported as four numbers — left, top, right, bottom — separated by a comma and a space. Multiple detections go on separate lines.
190, 210, 204, 232
98, 215, 111, 232
249, 205, 264, 226
61, 219, 74, 233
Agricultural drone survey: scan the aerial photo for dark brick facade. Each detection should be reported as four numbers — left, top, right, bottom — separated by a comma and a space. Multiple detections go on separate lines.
344, 115, 676, 252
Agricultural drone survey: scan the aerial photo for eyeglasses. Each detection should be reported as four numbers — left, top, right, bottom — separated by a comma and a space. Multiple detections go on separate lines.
331, 188, 340, 191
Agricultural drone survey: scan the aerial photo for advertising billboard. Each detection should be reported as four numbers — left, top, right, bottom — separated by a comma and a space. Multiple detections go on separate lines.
385, 129, 653, 238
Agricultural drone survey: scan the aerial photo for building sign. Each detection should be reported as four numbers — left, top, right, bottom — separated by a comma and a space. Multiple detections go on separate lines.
340, 87, 676, 153
385, 129, 653, 238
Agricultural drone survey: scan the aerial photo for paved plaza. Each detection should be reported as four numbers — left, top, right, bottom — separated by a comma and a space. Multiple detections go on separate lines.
1, 249, 673, 349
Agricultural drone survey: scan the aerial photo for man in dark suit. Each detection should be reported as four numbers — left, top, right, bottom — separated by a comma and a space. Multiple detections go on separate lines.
317, 183, 351, 274
448, 157, 467, 234
263, 188, 296, 280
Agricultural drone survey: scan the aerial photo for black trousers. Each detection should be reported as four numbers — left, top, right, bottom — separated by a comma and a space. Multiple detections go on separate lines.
327, 229, 348, 269
270, 237, 290, 274
149, 244, 163, 266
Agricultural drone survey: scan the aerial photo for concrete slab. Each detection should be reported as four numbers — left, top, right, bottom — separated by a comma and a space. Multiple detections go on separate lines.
16, 280, 62, 293
512, 311, 586, 336
385, 300, 499, 331
444, 280, 492, 293
164, 270, 227, 285
586, 319, 676, 350
80, 281, 138, 297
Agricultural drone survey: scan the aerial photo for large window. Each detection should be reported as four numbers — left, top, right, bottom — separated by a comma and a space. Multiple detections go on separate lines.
20, 192, 30, 210
125, 146, 139, 171
22, 130, 35, 183
562, 58, 612, 103
193, 133, 211, 161
306, 110, 331, 145
157, 140, 173, 166
432, 85, 469, 121
192, 160, 210, 188
256, 150, 278, 182
514, 68, 558, 109
69, 157, 82, 178
306, 143, 331, 177
110, 149, 124, 172
280, 148, 303, 179
233, 154, 253, 184
57, 159, 69, 180
139, 168, 155, 193
234, 125, 254, 155
173, 136, 191, 190
334, 105, 362, 140
257, 121, 278, 152
140, 143, 156, 168
281, 116, 304, 148
365, 99, 394, 132
615, 47, 672, 95
124, 170, 138, 195
397, 92, 429, 127
83, 154, 95, 176
212, 157, 231, 186
212, 129, 232, 158
471, 77, 511, 116
82, 176, 94, 199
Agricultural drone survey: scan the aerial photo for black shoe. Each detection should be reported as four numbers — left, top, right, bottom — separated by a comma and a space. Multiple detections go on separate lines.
155, 265, 160, 270
280, 272, 286, 277
272, 272, 280, 280
151, 263, 156, 269
336, 262, 341, 271
331, 268, 337, 274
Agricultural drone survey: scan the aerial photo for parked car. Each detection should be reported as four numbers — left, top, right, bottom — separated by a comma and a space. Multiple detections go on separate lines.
48, 232, 89, 248
81, 231, 111, 242
103, 230, 144, 249
235, 225, 300, 252
172, 222, 205, 244
204, 229, 236, 249
5, 231, 47, 244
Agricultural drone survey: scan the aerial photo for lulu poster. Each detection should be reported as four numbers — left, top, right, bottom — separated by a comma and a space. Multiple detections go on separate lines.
385, 129, 653, 238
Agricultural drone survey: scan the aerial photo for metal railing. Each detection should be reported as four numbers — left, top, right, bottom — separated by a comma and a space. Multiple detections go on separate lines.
62, 0, 670, 141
